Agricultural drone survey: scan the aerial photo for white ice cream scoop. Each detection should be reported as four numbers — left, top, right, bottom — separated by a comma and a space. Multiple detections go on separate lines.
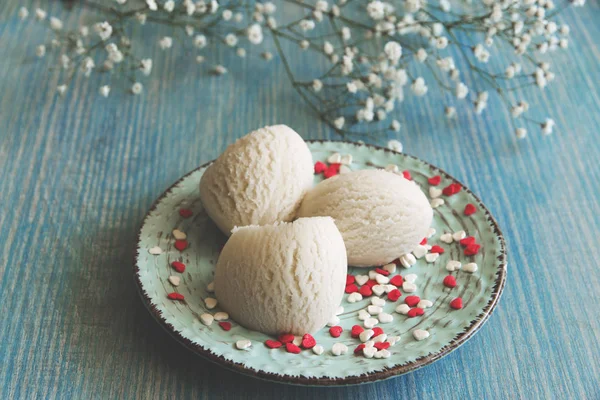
214, 217, 347, 335
199, 124, 313, 236
297, 169, 433, 267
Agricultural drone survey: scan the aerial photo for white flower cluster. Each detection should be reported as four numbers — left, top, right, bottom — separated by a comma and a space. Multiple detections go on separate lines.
21, 0, 584, 139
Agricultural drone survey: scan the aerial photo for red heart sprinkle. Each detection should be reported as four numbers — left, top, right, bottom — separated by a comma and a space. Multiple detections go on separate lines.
285, 343, 301, 354
388, 289, 402, 302
407, 308, 424, 318
329, 326, 343, 338
430, 245, 445, 254
265, 339, 282, 349
167, 292, 184, 301
346, 275, 355, 285
359, 285, 373, 297
389, 275, 404, 287
324, 164, 340, 178
218, 322, 231, 331
354, 344, 366, 355
278, 333, 295, 344
171, 261, 186, 273
374, 342, 391, 350
459, 236, 476, 247
372, 327, 384, 337
450, 297, 463, 309
405, 295, 420, 307
351, 325, 364, 338
365, 279, 378, 288
443, 275, 457, 288
314, 161, 327, 174
402, 170, 412, 180
174, 240, 188, 251
442, 183, 462, 196
464, 203, 477, 216
428, 175, 441, 185
345, 284, 359, 294
301, 333, 316, 349
375, 268, 390, 276
179, 208, 193, 218
464, 243, 481, 256
420, 238, 427, 245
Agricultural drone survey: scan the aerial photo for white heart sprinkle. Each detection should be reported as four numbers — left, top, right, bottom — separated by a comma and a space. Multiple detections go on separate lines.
379, 312, 393, 323
385, 164, 399, 173
418, 299, 433, 308
336, 306, 344, 315
400, 253, 417, 268
368, 270, 378, 279
412, 245, 428, 259
358, 310, 370, 320
387, 336, 401, 346
340, 154, 353, 165
383, 263, 396, 273
425, 253, 439, 263
453, 230, 466, 241
373, 333, 387, 343
395, 304, 410, 315
360, 329, 374, 342
312, 345, 324, 355
375, 349, 391, 359
205, 297, 218, 309
463, 262, 478, 273
371, 297, 386, 307
364, 317, 379, 328
236, 339, 252, 350
367, 305, 382, 315
413, 329, 430, 341
168, 276, 180, 286
446, 260, 462, 271
364, 340, 375, 348
372, 285, 386, 296
148, 246, 162, 255
200, 313, 213, 326
403, 282, 417, 293
384, 284, 396, 293
327, 315, 340, 326
207, 281, 215, 292
348, 292, 363, 303
375, 274, 390, 284
355, 275, 369, 286
172, 229, 187, 240
404, 273, 418, 283
214, 312, 229, 321
331, 343, 348, 356
429, 187, 442, 198
339, 165, 352, 174
293, 336, 303, 346
440, 233, 454, 244
328, 152, 342, 164
427, 228, 436, 238
431, 198, 445, 208
363, 347, 377, 358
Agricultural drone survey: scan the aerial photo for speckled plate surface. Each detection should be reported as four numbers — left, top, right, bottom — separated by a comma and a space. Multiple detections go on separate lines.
134, 140, 507, 386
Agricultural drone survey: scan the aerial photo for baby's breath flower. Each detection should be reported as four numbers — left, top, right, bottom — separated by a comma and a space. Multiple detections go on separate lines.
94, 22, 113, 41
223, 10, 232, 20
411, 77, 428, 96
367, 1, 386, 20
146, 0, 158, 11
236, 48, 246, 57
247, 24, 263, 45
473, 44, 490, 62
313, 10, 324, 22
225, 34, 238, 47
213, 65, 227, 75
80, 26, 89, 37
196, 55, 205, 64
135, 12, 147, 25
435, 36, 448, 49
18, 7, 29, 20
300, 19, 315, 31
194, 35, 207, 48
164, 0, 175, 12
324, 41, 334, 55
82, 57, 95, 76
384, 41, 402, 64
541, 118, 555, 134
515, 128, 527, 138
312, 79, 323, 92
159, 37, 173, 50
391, 119, 401, 132
57, 85, 67, 95
99, 85, 110, 97
185, 26, 194, 36
416, 48, 427, 62
115, 0, 127, 4
140, 59, 153, 76
131, 82, 143, 95
315, 0, 329, 12
234, 12, 243, 22
334, 117, 345, 129
300, 40, 310, 50
445, 106, 456, 118
264, 2, 277, 14
35, 8, 47, 21
342, 27, 351, 41
35, 45, 46, 58
456, 82, 469, 99
262, 52, 273, 61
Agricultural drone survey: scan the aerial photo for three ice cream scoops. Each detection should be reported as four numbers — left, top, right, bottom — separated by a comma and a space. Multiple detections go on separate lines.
199, 124, 433, 335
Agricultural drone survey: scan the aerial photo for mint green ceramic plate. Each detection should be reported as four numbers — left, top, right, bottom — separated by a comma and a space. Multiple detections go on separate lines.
134, 140, 507, 386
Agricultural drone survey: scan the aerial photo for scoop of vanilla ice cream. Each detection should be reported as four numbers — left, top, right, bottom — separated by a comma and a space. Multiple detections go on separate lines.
199, 125, 313, 235
297, 169, 433, 267
214, 217, 347, 335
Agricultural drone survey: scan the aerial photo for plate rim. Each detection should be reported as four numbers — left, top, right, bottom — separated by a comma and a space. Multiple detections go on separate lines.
133, 139, 508, 386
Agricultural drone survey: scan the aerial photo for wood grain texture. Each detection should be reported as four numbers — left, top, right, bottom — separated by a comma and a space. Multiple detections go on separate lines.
1, 1, 599, 399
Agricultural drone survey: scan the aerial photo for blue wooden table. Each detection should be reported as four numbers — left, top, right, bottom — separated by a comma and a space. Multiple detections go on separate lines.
1, 1, 599, 399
